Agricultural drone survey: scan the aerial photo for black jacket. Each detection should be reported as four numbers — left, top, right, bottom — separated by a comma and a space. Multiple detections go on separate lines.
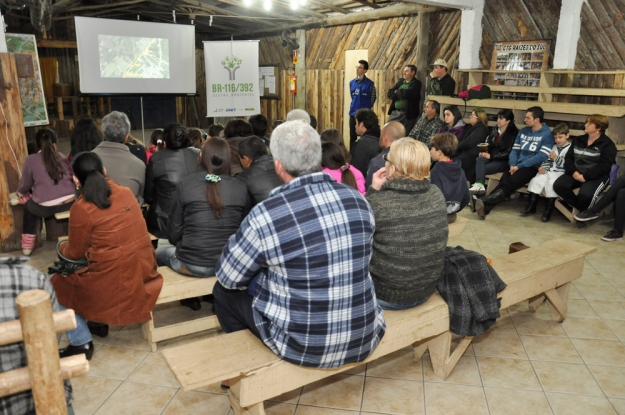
387, 78, 422, 121
144, 147, 199, 237
430, 160, 471, 214
352, 128, 381, 177
428, 73, 456, 96
167, 171, 250, 268
235, 154, 283, 206
486, 124, 519, 161
565, 133, 617, 180
458, 123, 489, 182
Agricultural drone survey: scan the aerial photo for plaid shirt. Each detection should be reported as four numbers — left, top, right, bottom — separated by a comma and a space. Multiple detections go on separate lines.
408, 114, 444, 145
0, 257, 72, 414
217, 172, 386, 368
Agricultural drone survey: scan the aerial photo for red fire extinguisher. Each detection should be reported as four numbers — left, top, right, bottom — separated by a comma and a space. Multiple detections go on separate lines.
289, 72, 297, 94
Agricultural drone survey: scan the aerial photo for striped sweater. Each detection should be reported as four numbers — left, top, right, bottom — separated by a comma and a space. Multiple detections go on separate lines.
508, 123, 554, 169
540, 143, 571, 173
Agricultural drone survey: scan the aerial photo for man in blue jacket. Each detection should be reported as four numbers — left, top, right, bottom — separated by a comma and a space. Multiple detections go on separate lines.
475, 106, 554, 219
349, 60, 376, 153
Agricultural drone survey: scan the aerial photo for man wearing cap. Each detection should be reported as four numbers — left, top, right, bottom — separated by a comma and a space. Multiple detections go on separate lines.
387, 64, 422, 133
428, 59, 456, 97
349, 60, 377, 153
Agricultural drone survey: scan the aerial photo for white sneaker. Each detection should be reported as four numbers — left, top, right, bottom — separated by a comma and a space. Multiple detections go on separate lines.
469, 183, 486, 194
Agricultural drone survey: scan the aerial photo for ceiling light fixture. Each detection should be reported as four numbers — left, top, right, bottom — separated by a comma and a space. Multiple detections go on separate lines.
264, 0, 271, 10
290, 0, 298, 9
243, 0, 252, 6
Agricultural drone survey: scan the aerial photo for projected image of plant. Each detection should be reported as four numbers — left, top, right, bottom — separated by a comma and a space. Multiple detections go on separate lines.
98, 35, 170, 79
222, 55, 242, 80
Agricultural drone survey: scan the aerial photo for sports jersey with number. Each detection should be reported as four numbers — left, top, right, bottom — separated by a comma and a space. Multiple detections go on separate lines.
508, 122, 555, 169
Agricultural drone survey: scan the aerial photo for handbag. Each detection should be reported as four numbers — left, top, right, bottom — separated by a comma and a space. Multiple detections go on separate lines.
48, 240, 88, 276
387, 110, 407, 125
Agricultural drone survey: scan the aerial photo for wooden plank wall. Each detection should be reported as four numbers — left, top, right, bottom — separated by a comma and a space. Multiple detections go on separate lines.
575, 0, 625, 70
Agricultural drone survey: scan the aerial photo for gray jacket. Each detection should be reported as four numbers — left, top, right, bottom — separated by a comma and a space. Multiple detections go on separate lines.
93, 141, 146, 205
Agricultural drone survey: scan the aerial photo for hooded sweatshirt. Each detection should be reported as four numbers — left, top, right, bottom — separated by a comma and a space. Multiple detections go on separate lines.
508, 122, 554, 169
437, 120, 467, 143
430, 160, 471, 214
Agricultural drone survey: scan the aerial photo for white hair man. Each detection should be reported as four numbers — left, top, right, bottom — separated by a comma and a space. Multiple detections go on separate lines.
213, 120, 386, 371
92, 111, 145, 204
285, 108, 311, 124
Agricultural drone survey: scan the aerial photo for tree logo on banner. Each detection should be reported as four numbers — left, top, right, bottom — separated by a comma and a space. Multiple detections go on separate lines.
222, 55, 242, 81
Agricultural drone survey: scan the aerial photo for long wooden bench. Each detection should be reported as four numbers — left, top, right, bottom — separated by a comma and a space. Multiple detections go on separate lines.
142, 266, 220, 351
163, 238, 595, 415
55, 211, 159, 241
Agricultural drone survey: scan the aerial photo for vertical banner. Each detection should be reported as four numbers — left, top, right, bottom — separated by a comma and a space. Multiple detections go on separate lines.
204, 40, 260, 117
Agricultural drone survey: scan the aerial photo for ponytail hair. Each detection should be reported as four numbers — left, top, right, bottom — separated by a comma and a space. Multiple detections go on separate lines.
321, 142, 357, 191
199, 137, 231, 218
35, 128, 66, 184
71, 152, 111, 209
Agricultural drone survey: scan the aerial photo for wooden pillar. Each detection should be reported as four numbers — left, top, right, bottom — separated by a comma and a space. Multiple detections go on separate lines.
0, 53, 29, 252
294, 30, 306, 110
416, 12, 429, 110
16, 290, 67, 414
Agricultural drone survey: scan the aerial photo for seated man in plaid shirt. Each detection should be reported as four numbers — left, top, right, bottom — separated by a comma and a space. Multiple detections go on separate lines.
214, 120, 386, 369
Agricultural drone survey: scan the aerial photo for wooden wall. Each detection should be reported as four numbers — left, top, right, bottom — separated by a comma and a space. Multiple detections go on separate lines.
576, 0, 625, 70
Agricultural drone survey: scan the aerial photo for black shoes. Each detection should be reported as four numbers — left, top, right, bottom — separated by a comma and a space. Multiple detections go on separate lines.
542, 198, 556, 222
481, 189, 507, 206
87, 322, 109, 338
475, 199, 486, 220
180, 297, 202, 311
520, 193, 538, 216
575, 210, 599, 222
602, 230, 624, 242
59, 341, 94, 361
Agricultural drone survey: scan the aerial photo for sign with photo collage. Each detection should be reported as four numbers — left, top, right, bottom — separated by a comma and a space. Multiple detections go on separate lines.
490, 40, 550, 101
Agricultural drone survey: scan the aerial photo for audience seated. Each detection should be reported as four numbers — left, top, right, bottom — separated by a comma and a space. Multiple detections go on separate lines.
144, 124, 199, 238
429, 133, 471, 222
474, 106, 554, 220
365, 121, 405, 189
17, 129, 74, 256
271, 119, 284, 132
286, 109, 311, 124
208, 123, 225, 139
321, 142, 365, 195
156, 137, 250, 310
146, 128, 163, 164
52, 152, 162, 360
92, 111, 146, 205
188, 128, 206, 150
309, 115, 318, 131
213, 120, 385, 369
553, 114, 617, 226
0, 257, 74, 413
125, 134, 148, 165
437, 105, 467, 142
470, 109, 518, 194
320, 128, 350, 159
249, 114, 270, 147
351, 109, 381, 176
521, 123, 571, 222
366, 138, 448, 310
69, 118, 102, 163
408, 100, 443, 145
224, 119, 254, 175
236, 136, 283, 206
576, 174, 625, 241
458, 108, 489, 183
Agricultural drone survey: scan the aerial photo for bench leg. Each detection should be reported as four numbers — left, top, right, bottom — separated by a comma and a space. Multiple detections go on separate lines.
553, 200, 576, 223
544, 283, 571, 323
527, 294, 546, 312
413, 339, 429, 361
143, 312, 157, 352
228, 378, 265, 415
428, 331, 474, 381
485, 178, 500, 196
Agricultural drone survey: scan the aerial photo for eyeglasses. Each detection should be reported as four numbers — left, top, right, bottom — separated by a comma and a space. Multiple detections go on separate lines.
383, 153, 389, 162
469, 115, 478, 119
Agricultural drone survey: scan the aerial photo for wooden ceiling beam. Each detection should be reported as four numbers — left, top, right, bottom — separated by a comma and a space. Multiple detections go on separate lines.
52, 0, 82, 13
66, 0, 147, 12
350, 0, 380, 8
306, 0, 348, 14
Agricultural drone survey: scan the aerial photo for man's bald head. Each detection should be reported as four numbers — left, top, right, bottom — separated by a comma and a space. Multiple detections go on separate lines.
380, 121, 406, 150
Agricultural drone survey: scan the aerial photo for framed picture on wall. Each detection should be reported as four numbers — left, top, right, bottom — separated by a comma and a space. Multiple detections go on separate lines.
491, 40, 550, 101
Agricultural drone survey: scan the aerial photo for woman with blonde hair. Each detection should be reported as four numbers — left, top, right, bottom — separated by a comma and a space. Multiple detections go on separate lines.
457, 107, 489, 182
366, 138, 448, 310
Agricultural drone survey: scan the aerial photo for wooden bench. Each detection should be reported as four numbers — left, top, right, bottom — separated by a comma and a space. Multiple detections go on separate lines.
55, 211, 158, 241
142, 266, 220, 351
163, 238, 595, 415
448, 215, 468, 238
485, 172, 529, 196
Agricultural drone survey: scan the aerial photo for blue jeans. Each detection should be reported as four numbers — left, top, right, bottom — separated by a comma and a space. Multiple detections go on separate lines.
377, 297, 428, 311
155, 246, 215, 277
475, 157, 509, 185
60, 304, 92, 346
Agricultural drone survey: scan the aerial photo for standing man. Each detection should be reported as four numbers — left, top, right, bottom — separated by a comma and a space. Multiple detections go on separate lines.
387, 64, 422, 134
349, 60, 377, 153
428, 59, 456, 97
409, 100, 444, 145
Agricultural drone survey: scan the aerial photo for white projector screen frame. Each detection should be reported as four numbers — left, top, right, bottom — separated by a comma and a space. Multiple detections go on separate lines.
75, 17, 196, 94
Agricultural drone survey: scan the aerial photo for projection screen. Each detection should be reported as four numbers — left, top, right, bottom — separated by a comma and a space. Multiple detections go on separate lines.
75, 17, 196, 94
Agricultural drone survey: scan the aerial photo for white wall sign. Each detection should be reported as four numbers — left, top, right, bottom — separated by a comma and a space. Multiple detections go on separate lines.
204, 40, 260, 117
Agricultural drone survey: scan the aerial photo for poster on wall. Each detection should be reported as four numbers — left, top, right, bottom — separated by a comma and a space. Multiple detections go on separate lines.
490, 40, 550, 101
5, 34, 50, 127
204, 40, 260, 117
